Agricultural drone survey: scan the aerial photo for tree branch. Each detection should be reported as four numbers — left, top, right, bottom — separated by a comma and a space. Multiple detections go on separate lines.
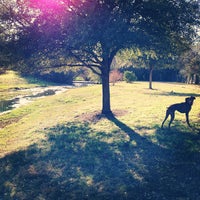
39, 62, 102, 76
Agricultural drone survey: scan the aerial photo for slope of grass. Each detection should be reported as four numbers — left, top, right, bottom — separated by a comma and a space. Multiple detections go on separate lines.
0, 79, 200, 199
0, 70, 53, 100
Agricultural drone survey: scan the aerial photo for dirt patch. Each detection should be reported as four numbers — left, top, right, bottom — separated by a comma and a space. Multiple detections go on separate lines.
76, 109, 128, 123
0, 117, 22, 129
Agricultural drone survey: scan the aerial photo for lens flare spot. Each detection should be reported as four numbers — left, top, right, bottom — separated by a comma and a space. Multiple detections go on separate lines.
29, 0, 64, 11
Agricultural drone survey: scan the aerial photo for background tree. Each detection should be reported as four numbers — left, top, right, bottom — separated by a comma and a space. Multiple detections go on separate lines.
115, 47, 179, 89
179, 43, 200, 84
129, 49, 158, 89
1, 0, 200, 115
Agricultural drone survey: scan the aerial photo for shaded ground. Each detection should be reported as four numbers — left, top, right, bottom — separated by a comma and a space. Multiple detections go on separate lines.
0, 114, 200, 200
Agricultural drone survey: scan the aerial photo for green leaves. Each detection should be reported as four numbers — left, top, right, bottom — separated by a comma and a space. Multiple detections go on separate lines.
123, 71, 137, 83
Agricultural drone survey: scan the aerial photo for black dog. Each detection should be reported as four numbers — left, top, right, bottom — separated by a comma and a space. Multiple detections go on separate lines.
161, 96, 196, 129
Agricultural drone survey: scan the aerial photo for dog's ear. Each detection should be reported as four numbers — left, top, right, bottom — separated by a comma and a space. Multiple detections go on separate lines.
186, 96, 195, 104
185, 97, 190, 103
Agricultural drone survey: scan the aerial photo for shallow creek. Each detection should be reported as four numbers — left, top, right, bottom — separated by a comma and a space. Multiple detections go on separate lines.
0, 86, 73, 114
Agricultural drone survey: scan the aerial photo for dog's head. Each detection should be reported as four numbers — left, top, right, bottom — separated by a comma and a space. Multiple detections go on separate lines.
185, 96, 196, 105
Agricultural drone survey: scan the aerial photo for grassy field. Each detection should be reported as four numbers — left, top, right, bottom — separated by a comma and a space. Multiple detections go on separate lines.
0, 72, 200, 199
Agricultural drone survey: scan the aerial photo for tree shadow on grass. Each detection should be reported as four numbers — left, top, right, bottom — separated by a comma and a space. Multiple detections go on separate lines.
1, 120, 200, 200
158, 91, 200, 97
107, 115, 200, 199
150, 121, 200, 156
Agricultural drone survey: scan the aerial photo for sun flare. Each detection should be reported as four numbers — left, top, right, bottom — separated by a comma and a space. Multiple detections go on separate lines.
30, 0, 64, 10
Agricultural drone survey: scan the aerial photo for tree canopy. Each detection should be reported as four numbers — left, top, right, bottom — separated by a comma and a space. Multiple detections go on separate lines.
0, 0, 199, 114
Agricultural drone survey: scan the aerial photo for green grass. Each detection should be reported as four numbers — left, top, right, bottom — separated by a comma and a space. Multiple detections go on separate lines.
0, 75, 200, 199
0, 70, 53, 100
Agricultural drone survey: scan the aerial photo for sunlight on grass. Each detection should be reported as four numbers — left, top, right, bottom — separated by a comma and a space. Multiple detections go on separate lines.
0, 71, 29, 89
0, 70, 41, 94
0, 71, 54, 101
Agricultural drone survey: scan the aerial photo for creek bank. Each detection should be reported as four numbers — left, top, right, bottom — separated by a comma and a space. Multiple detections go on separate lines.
0, 81, 96, 114
0, 85, 73, 114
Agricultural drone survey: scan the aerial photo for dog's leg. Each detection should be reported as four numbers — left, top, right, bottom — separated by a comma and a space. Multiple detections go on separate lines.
168, 112, 175, 129
185, 112, 191, 127
161, 111, 170, 129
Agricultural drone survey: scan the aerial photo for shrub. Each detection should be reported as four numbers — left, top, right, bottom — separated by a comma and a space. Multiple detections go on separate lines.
109, 69, 123, 85
123, 71, 137, 83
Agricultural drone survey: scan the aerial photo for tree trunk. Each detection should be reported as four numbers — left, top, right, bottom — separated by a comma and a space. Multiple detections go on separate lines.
195, 74, 200, 84
101, 66, 112, 115
149, 64, 153, 89
100, 47, 118, 116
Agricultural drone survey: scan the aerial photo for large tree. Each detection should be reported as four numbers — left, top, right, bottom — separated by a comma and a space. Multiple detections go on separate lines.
1, 0, 200, 115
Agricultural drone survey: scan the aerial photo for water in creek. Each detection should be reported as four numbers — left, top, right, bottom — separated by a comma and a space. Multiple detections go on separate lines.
0, 89, 58, 114
0, 84, 88, 114
0, 99, 17, 112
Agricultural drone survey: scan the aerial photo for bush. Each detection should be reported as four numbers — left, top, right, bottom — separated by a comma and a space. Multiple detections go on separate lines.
123, 71, 137, 83
109, 69, 123, 85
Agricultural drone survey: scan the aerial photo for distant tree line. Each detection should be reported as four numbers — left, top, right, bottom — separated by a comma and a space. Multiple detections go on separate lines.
120, 67, 184, 83
20, 67, 186, 85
